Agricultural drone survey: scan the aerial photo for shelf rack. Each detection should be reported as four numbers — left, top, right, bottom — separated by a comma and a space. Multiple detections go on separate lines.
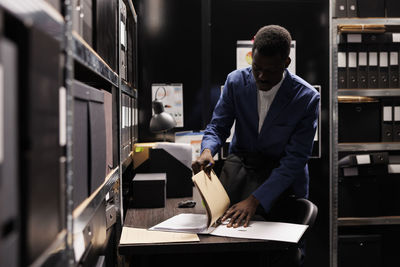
0, 0, 138, 266
330, 2, 400, 266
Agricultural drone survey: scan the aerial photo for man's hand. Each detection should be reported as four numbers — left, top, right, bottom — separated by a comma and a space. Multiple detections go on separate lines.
221, 195, 259, 228
192, 149, 215, 177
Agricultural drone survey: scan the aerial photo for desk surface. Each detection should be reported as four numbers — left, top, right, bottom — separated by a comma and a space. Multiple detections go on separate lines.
119, 187, 292, 255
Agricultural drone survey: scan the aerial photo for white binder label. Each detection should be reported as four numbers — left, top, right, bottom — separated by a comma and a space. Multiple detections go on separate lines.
388, 164, 400, 174
393, 33, 400, 43
390, 52, 398, 65
59, 87, 66, 146
358, 52, 367, 66
347, 34, 362, 43
383, 106, 393, 121
338, 52, 346, 67
369, 52, 378, 66
394, 106, 400, 121
348, 52, 357, 67
356, 154, 371, 165
380, 52, 388, 67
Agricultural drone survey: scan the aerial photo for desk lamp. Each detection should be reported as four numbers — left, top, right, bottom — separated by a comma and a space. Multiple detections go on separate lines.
149, 100, 176, 141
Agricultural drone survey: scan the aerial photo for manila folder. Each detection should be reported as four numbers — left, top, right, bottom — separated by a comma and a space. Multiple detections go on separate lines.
192, 170, 230, 228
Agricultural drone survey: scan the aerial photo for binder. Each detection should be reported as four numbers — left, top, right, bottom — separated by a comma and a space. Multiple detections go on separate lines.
378, 51, 389, 88
386, 0, 400, 17
347, 0, 357, 17
348, 52, 358, 88
368, 50, 379, 88
0, 37, 19, 267
88, 93, 107, 194
120, 0, 127, 80
102, 90, 113, 175
338, 100, 381, 142
338, 49, 347, 89
381, 99, 393, 141
393, 100, 400, 141
96, 0, 118, 71
71, 81, 107, 206
358, 51, 368, 88
19, 26, 62, 265
341, 164, 388, 177
357, 0, 385, 18
389, 49, 399, 88
338, 152, 389, 167
336, 0, 347, 17
82, 0, 93, 46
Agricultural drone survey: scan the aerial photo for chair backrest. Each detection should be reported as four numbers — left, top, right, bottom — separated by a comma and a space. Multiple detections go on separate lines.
294, 198, 318, 228
268, 197, 318, 228
267, 197, 318, 247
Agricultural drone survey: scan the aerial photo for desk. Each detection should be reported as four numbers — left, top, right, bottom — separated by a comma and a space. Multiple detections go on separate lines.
119, 187, 293, 267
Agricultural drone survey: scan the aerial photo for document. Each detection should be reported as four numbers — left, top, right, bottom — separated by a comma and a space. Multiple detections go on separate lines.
192, 170, 230, 228
151, 214, 308, 243
149, 171, 308, 243
120, 227, 199, 244
211, 220, 308, 243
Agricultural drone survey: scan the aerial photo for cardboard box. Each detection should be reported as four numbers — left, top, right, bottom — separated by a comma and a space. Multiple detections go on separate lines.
132, 173, 166, 208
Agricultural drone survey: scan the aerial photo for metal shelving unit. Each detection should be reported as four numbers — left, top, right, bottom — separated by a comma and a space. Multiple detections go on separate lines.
330, 1, 400, 266
0, 0, 138, 266
0, 0, 64, 41
72, 33, 119, 87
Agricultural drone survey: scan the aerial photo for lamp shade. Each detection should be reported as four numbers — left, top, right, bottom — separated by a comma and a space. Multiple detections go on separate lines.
149, 100, 176, 133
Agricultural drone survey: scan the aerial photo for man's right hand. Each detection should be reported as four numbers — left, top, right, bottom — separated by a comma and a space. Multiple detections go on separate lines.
192, 148, 215, 177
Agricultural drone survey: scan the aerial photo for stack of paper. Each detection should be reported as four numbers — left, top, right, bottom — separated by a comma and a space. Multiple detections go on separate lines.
120, 227, 199, 244
149, 170, 309, 243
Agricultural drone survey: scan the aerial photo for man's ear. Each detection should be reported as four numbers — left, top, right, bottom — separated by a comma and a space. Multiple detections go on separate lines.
285, 57, 291, 68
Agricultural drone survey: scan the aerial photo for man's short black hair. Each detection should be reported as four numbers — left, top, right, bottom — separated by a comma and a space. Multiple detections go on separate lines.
252, 25, 292, 60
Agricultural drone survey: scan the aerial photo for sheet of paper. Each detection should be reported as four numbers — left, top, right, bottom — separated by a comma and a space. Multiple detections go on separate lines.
155, 142, 192, 169
192, 171, 230, 228
149, 213, 208, 233
120, 227, 199, 244
210, 220, 308, 243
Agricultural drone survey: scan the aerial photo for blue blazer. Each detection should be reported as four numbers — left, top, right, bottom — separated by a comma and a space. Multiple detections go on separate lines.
201, 67, 320, 212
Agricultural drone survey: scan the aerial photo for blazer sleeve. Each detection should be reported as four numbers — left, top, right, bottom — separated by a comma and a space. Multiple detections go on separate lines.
201, 75, 236, 156
253, 92, 320, 213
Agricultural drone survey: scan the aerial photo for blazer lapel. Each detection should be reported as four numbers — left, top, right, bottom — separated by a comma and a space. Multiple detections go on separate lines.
260, 70, 295, 133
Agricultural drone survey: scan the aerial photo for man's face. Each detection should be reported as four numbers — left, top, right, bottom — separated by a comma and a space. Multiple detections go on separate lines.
251, 48, 290, 91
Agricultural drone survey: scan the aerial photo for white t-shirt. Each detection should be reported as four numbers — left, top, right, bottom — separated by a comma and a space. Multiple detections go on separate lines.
257, 71, 286, 133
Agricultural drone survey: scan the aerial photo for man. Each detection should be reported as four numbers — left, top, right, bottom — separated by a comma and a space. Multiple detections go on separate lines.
192, 25, 320, 229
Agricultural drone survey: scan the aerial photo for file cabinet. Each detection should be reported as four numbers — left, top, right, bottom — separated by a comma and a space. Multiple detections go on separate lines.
330, 2, 400, 266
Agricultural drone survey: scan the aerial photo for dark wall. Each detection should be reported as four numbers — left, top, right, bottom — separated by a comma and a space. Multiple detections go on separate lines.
135, 1, 330, 265
134, 0, 203, 141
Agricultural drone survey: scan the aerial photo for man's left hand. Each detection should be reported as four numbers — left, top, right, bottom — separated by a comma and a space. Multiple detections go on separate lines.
221, 195, 259, 228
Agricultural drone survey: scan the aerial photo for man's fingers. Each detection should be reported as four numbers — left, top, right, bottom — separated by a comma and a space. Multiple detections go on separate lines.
221, 207, 234, 221
232, 212, 247, 228
227, 210, 242, 228
204, 163, 213, 178
243, 213, 252, 227
191, 162, 201, 174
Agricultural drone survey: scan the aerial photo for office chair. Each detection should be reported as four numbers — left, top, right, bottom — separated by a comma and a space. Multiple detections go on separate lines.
266, 196, 318, 267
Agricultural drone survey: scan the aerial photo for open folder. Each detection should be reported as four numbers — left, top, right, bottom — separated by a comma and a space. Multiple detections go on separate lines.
149, 171, 308, 243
